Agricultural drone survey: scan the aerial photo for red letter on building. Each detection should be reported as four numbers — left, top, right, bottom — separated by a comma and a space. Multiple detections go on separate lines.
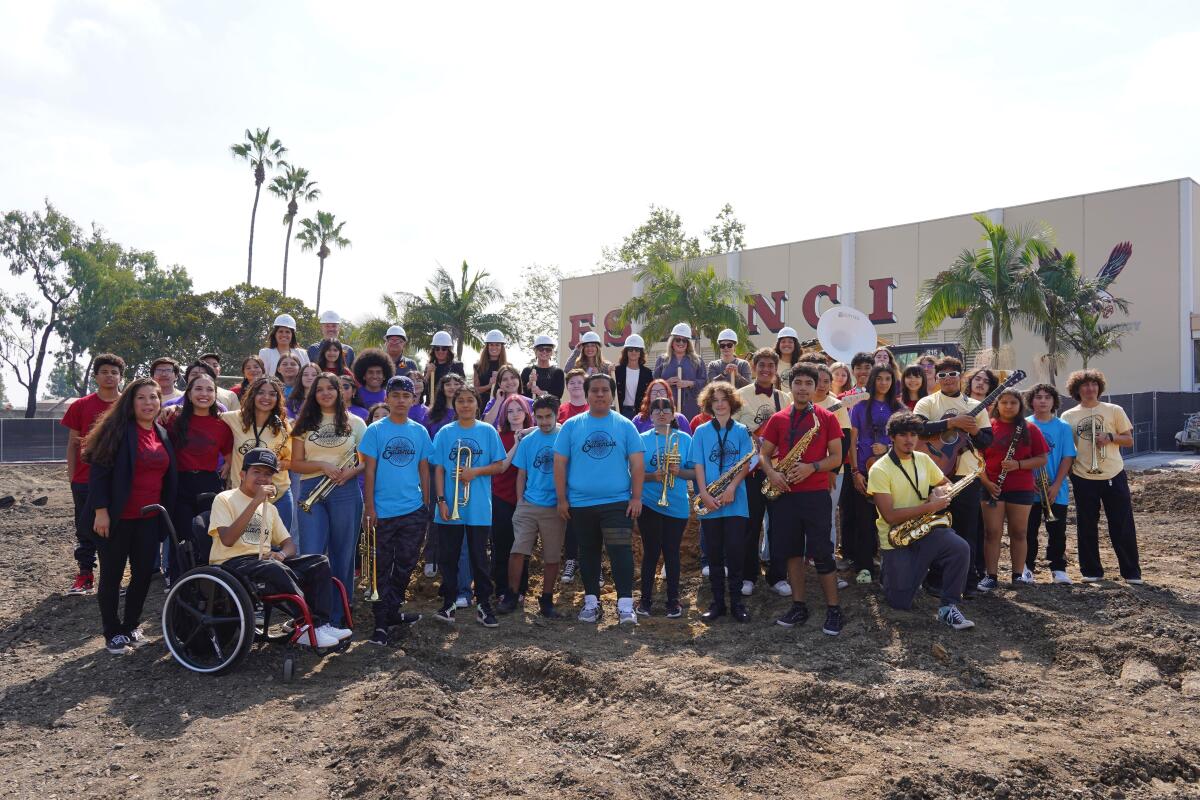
867, 277, 897, 324
569, 314, 595, 348
801, 284, 840, 328
746, 291, 788, 335
603, 309, 631, 346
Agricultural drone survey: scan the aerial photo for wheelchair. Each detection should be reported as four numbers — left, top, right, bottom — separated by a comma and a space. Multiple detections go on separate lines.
144, 500, 354, 680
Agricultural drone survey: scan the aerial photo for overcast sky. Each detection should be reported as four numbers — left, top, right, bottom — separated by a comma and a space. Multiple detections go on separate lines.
4, 1, 1200, 338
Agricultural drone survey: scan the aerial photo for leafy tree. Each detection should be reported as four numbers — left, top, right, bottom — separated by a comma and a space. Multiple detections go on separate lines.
296, 210, 350, 315
92, 295, 215, 378
915, 213, 1052, 352
617, 258, 752, 357
501, 263, 564, 343
0, 201, 83, 417
401, 261, 513, 360
202, 284, 319, 363
343, 293, 405, 354
267, 163, 319, 296
1062, 310, 1135, 368
46, 354, 78, 398
230, 127, 286, 285
703, 203, 747, 255
599, 203, 747, 272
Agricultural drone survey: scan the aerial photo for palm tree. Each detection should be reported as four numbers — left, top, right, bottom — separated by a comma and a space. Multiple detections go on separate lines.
296, 211, 350, 314
402, 262, 513, 360
1062, 310, 1135, 368
229, 128, 286, 285
617, 258, 752, 356
267, 163, 319, 296
915, 214, 1052, 354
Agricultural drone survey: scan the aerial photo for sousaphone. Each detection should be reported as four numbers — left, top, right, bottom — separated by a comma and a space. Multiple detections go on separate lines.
816, 305, 879, 365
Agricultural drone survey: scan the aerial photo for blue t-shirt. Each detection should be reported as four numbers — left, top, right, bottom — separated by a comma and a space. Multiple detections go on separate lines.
640, 429, 694, 519
359, 417, 432, 518
512, 428, 559, 508
431, 421, 506, 525
553, 410, 645, 507
1027, 414, 1076, 505
689, 419, 753, 519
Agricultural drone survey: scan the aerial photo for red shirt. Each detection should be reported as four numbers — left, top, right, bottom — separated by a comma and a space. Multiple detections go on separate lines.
690, 412, 712, 431
493, 430, 519, 505
557, 402, 588, 423
983, 419, 1049, 492
123, 426, 171, 519
760, 404, 843, 493
169, 413, 234, 472
61, 393, 115, 483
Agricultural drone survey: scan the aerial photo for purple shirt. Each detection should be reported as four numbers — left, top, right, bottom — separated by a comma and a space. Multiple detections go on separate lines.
631, 412, 692, 435
850, 399, 898, 473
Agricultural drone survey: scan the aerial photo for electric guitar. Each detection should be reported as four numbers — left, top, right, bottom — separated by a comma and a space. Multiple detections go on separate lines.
917, 370, 1026, 475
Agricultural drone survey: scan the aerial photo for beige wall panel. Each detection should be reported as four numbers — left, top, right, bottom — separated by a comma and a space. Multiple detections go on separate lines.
855, 224, 918, 338
739, 244, 791, 352
784, 237, 841, 339
915, 214, 988, 337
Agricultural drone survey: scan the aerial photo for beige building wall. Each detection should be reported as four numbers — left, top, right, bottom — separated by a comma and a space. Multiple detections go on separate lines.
560, 178, 1199, 392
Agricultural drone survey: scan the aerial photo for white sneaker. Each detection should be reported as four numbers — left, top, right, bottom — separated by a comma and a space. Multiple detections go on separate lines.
618, 608, 639, 626
659, 566, 667, 579
772, 580, 792, 597
455, 595, 470, 608
296, 624, 340, 648
1015, 567, 1035, 585
319, 623, 352, 641
741, 580, 754, 596
1081, 575, 1102, 583
423, 563, 437, 578
701, 564, 710, 578
1051, 570, 1073, 585
836, 577, 849, 590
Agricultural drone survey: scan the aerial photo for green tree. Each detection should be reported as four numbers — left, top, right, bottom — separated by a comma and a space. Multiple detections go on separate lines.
0, 201, 83, 417
267, 163, 319, 296
1062, 310, 1135, 368
617, 258, 752, 356
92, 295, 216, 377
343, 293, 405, 354
599, 203, 747, 272
703, 203, 747, 255
46, 354, 78, 398
230, 127, 286, 285
202, 284, 319, 363
915, 213, 1052, 352
501, 263, 564, 343
401, 261, 513, 360
296, 210, 350, 315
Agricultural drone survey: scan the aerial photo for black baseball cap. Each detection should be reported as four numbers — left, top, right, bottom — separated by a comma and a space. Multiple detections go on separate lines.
242, 448, 280, 473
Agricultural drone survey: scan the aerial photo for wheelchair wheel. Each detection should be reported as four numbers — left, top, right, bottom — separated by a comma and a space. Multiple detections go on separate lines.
162, 566, 256, 675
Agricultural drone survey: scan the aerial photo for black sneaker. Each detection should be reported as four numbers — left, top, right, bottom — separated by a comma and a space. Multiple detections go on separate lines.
127, 627, 150, 649
398, 611, 422, 625
434, 604, 455, 624
537, 594, 561, 619
700, 603, 727, 623
477, 604, 499, 628
665, 602, 683, 619
496, 593, 519, 615
368, 627, 389, 646
105, 634, 133, 655
822, 605, 844, 636
636, 601, 652, 617
775, 602, 809, 628
731, 604, 750, 623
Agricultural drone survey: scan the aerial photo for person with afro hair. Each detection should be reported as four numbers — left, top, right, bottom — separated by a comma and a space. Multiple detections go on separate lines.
352, 348, 396, 409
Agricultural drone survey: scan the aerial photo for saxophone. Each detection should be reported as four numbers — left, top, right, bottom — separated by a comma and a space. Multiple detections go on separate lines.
888, 463, 983, 548
691, 441, 759, 517
761, 409, 822, 501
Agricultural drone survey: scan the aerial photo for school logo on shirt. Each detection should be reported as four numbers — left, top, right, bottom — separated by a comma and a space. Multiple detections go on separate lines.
708, 440, 741, 465
239, 514, 265, 546
308, 423, 350, 448
752, 402, 775, 428
532, 446, 555, 472
450, 436, 482, 462
581, 431, 616, 459
1073, 415, 1106, 440
381, 435, 417, 466
183, 427, 216, 456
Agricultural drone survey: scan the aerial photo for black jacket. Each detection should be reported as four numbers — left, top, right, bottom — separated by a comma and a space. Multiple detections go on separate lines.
86, 422, 177, 543
614, 365, 654, 416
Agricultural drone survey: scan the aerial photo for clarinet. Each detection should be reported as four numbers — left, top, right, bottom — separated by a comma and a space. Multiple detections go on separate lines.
987, 419, 1025, 507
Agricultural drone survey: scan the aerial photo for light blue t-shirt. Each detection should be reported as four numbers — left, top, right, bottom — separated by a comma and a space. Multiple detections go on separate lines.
431, 421, 506, 525
1027, 414, 1076, 506
358, 417, 432, 518
513, 428, 559, 508
689, 419, 753, 519
640, 429, 694, 520
553, 410, 645, 507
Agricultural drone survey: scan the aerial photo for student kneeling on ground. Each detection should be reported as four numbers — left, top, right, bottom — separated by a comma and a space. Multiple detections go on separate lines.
866, 411, 975, 631
208, 448, 352, 648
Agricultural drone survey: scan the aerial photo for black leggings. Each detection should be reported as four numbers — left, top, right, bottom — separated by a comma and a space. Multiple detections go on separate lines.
96, 517, 160, 640
638, 507, 686, 606
702, 516, 746, 606
490, 497, 529, 597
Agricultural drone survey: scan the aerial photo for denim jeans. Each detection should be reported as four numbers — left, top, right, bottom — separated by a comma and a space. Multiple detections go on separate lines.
298, 477, 362, 625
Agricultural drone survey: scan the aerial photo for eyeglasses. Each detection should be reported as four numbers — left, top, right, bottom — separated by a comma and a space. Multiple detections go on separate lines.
536, 346, 553, 351
719, 342, 734, 349
152, 367, 176, 376
920, 363, 936, 370
672, 338, 688, 344
432, 346, 449, 351
650, 402, 673, 412
936, 371, 961, 379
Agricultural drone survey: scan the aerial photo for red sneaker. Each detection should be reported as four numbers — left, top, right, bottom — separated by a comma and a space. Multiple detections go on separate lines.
66, 573, 94, 596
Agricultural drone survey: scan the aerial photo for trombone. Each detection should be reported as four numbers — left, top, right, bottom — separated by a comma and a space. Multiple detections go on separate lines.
360, 520, 379, 602
656, 433, 680, 507
449, 440, 473, 521
299, 450, 359, 513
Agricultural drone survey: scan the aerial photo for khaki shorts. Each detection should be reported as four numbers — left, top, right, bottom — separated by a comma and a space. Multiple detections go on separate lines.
511, 500, 566, 563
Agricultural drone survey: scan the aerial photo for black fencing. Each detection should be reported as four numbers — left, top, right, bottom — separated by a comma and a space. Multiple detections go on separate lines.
0, 418, 70, 462
1059, 391, 1200, 455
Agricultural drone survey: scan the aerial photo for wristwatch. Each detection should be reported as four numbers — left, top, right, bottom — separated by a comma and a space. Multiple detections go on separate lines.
436, 495, 446, 504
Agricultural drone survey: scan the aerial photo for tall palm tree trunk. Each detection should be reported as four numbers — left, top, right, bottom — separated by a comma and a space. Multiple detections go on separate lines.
248, 182, 262, 284
316, 256, 325, 314
282, 216, 295, 296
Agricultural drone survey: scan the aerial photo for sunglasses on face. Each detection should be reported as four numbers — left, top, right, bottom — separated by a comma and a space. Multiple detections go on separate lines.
433, 346, 449, 352
650, 401, 673, 412
536, 346, 553, 352
719, 342, 734, 349
936, 371, 961, 379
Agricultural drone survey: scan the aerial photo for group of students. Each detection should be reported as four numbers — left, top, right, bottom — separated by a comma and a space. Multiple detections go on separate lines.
60, 312, 1142, 654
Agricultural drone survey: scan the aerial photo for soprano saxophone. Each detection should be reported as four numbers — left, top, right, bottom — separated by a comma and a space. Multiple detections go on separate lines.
762, 410, 822, 501
888, 463, 983, 548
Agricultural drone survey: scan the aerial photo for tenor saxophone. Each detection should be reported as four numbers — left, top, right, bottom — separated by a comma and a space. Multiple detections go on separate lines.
762, 411, 822, 501
691, 441, 759, 517
888, 463, 983, 548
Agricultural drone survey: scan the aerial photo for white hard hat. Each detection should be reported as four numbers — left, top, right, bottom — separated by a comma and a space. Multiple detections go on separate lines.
319, 310, 341, 324
484, 329, 506, 344
272, 314, 298, 330
533, 334, 555, 348
624, 334, 646, 349
669, 322, 692, 339
385, 325, 407, 339
777, 326, 799, 341
717, 329, 738, 343
579, 331, 602, 345
431, 331, 453, 347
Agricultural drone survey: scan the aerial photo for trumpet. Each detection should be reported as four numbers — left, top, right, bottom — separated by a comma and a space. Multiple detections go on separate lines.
656, 434, 681, 507
360, 520, 379, 602
449, 440, 473, 521
1035, 467, 1058, 523
1087, 415, 1105, 474
299, 450, 359, 513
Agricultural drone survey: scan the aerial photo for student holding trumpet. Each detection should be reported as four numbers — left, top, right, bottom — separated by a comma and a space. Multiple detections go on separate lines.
637, 398, 695, 618
1023, 384, 1076, 585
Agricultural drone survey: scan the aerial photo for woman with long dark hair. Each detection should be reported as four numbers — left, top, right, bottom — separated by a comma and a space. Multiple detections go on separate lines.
315, 339, 352, 377
474, 330, 510, 406
287, 363, 321, 419
83, 378, 177, 654
426, 372, 466, 438
615, 334, 653, 419
219, 377, 295, 531
900, 365, 927, 410
258, 313, 310, 376
424, 331, 465, 404
275, 353, 302, 399
232, 355, 266, 399
631, 379, 692, 434
339, 373, 369, 421
846, 365, 903, 583
482, 364, 525, 426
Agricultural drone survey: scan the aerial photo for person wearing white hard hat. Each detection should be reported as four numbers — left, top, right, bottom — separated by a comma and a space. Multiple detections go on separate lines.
652, 323, 706, 420
259, 313, 310, 377
563, 330, 612, 377
521, 335, 564, 399
424, 332, 465, 404
615, 333, 652, 419
384, 325, 418, 375
473, 330, 510, 406
774, 326, 803, 383
306, 310, 356, 368
706, 328, 751, 389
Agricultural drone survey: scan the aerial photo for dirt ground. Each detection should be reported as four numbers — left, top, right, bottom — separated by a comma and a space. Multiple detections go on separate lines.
1, 463, 1198, 800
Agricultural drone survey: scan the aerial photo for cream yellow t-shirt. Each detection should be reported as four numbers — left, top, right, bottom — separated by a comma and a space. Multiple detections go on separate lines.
912, 391, 992, 476
1060, 401, 1131, 481
220, 411, 293, 497
734, 384, 791, 435
867, 451, 947, 551
293, 413, 367, 479
817, 394, 851, 429
207, 488, 290, 564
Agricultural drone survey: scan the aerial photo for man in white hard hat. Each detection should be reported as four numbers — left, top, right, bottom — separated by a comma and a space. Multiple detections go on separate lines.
307, 310, 356, 367
706, 328, 751, 388
384, 325, 419, 374
652, 323, 706, 419
522, 334, 564, 398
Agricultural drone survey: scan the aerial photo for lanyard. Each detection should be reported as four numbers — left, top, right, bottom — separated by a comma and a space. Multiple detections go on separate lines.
887, 450, 927, 500
787, 404, 814, 451
713, 419, 731, 471
252, 415, 273, 448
